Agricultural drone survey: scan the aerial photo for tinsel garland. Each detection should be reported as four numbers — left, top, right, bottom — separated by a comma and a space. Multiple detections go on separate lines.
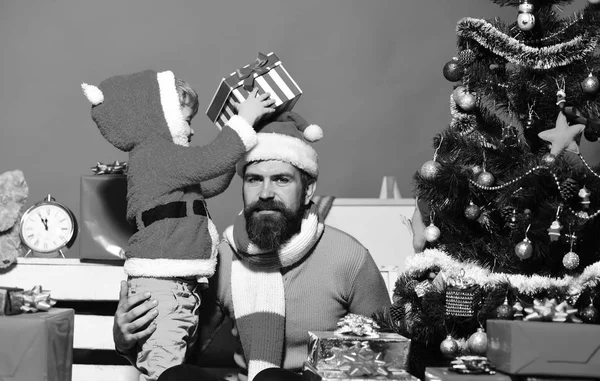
490, 0, 576, 7
405, 249, 600, 296
456, 17, 598, 69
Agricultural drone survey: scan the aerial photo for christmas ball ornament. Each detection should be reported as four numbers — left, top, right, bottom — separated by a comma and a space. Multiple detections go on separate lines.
562, 251, 580, 270
420, 160, 441, 179
580, 303, 599, 324
443, 58, 464, 82
467, 328, 488, 355
464, 202, 481, 220
496, 298, 514, 320
424, 223, 441, 243
440, 335, 459, 358
456, 91, 477, 112
471, 165, 483, 179
542, 153, 557, 167
457, 48, 476, 66
581, 73, 600, 94
477, 171, 495, 187
517, 13, 535, 31
515, 238, 533, 260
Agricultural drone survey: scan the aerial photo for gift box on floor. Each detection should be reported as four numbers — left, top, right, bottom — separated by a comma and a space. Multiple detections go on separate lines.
0, 287, 23, 316
0, 308, 74, 381
303, 361, 420, 381
486, 320, 600, 378
424, 367, 514, 381
306, 330, 412, 379
206, 52, 302, 129
80, 173, 136, 261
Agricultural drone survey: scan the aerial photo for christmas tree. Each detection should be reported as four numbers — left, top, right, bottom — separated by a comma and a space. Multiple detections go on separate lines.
375, 0, 600, 378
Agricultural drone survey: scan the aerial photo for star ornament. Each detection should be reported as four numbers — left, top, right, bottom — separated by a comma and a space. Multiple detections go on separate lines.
538, 112, 585, 156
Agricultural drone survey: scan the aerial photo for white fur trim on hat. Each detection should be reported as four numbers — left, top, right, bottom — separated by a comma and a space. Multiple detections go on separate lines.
124, 257, 217, 277
226, 115, 258, 151
157, 71, 189, 147
81, 83, 104, 105
236, 132, 318, 177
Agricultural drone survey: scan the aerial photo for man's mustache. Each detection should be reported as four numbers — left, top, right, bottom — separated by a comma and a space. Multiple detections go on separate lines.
246, 200, 287, 214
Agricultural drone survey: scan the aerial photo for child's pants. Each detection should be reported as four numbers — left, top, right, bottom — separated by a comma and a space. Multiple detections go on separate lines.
128, 277, 201, 381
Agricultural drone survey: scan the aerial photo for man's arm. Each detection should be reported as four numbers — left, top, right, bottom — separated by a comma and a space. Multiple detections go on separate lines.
113, 280, 158, 365
347, 252, 392, 316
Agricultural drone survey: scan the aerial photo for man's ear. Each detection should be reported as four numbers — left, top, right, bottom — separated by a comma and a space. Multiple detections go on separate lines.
304, 181, 317, 205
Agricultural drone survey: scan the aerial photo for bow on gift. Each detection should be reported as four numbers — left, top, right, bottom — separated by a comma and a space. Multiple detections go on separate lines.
447, 268, 476, 289
236, 52, 275, 91
334, 313, 380, 338
562, 105, 600, 142
524, 297, 582, 323
92, 160, 128, 175
16, 285, 57, 313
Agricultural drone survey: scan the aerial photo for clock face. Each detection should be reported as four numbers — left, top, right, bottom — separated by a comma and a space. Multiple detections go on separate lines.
21, 204, 74, 253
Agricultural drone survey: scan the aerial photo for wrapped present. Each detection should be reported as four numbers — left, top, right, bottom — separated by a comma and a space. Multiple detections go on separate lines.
307, 330, 411, 378
445, 269, 481, 317
0, 308, 74, 381
80, 172, 136, 261
424, 367, 513, 381
206, 52, 302, 129
0, 287, 23, 316
303, 361, 420, 381
486, 319, 600, 377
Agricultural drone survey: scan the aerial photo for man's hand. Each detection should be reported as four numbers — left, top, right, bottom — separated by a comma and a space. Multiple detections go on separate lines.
235, 88, 276, 127
113, 280, 159, 353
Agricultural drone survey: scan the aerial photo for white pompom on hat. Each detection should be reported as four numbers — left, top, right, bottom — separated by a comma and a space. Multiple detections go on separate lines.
236, 111, 323, 177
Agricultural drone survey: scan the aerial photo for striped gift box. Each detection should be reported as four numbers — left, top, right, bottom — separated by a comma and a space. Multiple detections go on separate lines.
206, 52, 302, 129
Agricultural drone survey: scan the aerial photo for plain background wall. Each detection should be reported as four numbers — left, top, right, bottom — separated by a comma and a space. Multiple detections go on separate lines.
1, 0, 595, 258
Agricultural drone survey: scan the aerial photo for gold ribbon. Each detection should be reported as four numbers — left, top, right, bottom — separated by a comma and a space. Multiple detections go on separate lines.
92, 160, 128, 175
15, 285, 56, 313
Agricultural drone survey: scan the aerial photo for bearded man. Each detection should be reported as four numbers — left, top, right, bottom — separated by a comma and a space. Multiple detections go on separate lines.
113, 111, 391, 381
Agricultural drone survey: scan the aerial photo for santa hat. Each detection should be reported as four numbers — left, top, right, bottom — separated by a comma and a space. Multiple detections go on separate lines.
236, 111, 323, 177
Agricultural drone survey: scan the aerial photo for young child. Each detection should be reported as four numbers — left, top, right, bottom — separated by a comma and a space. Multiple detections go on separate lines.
81, 69, 274, 381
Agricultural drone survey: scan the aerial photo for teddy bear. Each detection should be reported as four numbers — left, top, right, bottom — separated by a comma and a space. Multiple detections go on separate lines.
0, 170, 29, 268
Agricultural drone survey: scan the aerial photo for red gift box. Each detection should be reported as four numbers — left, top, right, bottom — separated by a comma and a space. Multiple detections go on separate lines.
486, 320, 600, 378
0, 308, 74, 381
206, 52, 302, 129
79, 174, 136, 261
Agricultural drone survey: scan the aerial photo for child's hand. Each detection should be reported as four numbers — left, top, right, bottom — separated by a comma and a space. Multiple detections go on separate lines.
235, 88, 276, 127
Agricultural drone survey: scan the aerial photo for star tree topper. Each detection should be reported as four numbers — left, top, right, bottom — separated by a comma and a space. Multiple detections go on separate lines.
538, 112, 585, 156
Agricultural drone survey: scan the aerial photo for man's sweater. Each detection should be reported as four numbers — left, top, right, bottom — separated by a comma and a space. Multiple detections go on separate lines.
197, 225, 392, 373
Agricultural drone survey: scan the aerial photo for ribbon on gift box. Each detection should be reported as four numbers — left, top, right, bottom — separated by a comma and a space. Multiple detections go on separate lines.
446, 268, 476, 289
92, 160, 128, 175
334, 313, 380, 338
14, 285, 57, 313
523, 297, 582, 323
562, 105, 600, 142
236, 52, 278, 91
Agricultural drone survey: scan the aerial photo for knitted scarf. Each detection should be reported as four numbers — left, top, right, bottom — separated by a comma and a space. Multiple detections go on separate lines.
223, 202, 324, 381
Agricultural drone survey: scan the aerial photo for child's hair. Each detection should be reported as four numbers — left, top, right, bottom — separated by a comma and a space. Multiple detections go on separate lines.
175, 77, 199, 120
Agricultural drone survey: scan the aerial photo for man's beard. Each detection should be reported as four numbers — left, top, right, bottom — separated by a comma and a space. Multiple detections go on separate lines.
244, 199, 305, 251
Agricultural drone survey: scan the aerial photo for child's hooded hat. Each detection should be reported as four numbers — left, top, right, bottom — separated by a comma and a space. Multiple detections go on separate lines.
81, 70, 190, 150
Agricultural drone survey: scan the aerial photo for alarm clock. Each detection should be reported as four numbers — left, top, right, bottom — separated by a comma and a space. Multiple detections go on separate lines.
20, 194, 78, 258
